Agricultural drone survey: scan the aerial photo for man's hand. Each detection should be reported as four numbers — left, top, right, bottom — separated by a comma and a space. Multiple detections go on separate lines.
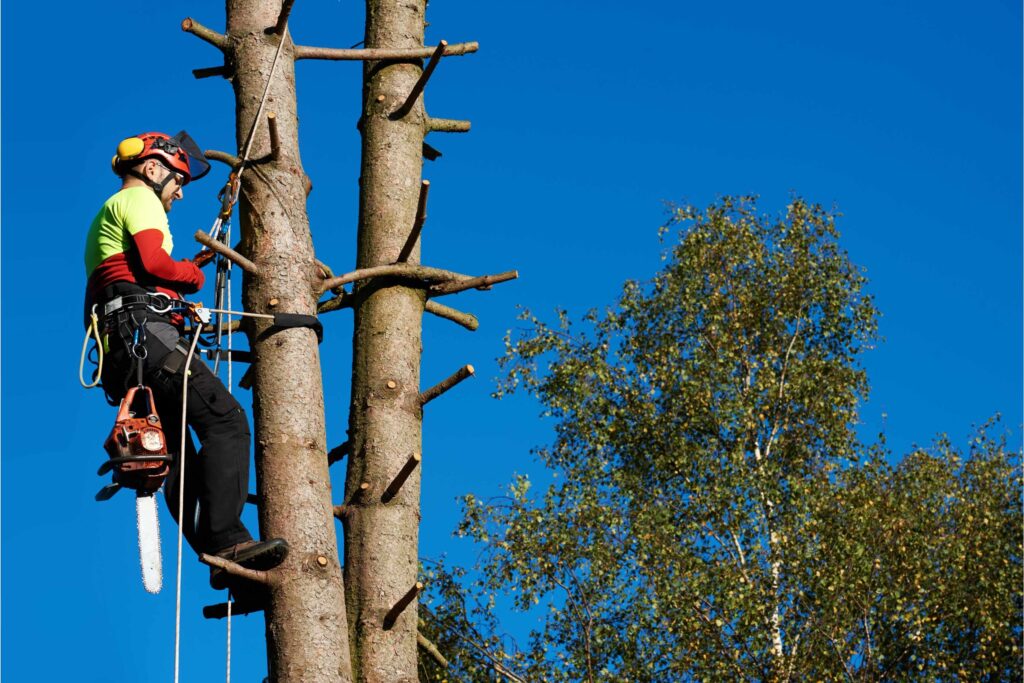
193, 250, 215, 268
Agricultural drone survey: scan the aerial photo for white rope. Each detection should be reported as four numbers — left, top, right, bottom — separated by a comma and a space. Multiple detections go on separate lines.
226, 225, 234, 392
237, 25, 290, 176
224, 223, 233, 683
226, 594, 233, 683
174, 323, 204, 683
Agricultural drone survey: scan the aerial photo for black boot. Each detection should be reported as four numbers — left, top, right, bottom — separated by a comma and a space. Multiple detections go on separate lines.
209, 538, 290, 590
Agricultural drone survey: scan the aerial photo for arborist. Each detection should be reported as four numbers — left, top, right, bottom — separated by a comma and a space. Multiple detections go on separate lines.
84, 131, 288, 593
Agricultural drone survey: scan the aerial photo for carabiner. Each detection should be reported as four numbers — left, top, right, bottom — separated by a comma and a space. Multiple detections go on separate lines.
218, 174, 240, 220
147, 292, 174, 314
130, 323, 149, 360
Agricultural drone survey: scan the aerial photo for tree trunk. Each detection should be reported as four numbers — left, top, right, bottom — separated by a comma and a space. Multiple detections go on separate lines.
226, 1, 353, 680
754, 442, 785, 680
344, 1, 428, 680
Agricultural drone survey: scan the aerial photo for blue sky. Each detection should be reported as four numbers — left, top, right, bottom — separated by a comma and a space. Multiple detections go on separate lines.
3, 1, 1020, 680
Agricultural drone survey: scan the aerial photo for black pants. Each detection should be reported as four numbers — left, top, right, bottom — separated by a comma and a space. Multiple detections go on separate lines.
101, 314, 253, 555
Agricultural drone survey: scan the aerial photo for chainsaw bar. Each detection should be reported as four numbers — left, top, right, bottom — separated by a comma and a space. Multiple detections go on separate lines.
136, 493, 163, 594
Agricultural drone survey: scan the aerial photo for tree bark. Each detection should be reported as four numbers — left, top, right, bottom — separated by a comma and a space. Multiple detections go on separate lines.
344, 1, 428, 680
226, 1, 353, 680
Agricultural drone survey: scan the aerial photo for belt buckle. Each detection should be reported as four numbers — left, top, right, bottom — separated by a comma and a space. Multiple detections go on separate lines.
103, 296, 124, 316
148, 293, 173, 314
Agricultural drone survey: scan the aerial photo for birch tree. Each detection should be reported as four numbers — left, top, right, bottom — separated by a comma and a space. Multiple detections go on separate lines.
429, 197, 1021, 681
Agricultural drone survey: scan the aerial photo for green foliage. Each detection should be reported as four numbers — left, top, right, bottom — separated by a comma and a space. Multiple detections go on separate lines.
421, 197, 1022, 682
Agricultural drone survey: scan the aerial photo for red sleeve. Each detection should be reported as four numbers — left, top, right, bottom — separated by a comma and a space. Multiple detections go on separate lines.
132, 229, 205, 293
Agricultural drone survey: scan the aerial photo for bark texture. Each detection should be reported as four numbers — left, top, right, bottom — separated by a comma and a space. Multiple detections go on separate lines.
225, 1, 353, 680
344, 1, 429, 680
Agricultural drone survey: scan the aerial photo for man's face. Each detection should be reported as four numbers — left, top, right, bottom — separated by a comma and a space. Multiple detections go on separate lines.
145, 160, 185, 213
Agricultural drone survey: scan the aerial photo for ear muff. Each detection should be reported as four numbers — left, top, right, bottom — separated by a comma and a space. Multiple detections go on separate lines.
111, 137, 146, 175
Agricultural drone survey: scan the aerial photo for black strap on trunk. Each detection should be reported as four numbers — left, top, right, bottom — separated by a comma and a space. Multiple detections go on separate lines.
272, 313, 323, 343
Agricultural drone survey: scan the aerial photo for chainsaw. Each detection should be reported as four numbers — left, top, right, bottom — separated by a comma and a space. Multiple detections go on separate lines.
95, 385, 172, 594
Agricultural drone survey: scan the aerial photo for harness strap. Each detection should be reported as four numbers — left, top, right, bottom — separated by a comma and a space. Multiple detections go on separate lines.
159, 342, 199, 376
103, 293, 187, 319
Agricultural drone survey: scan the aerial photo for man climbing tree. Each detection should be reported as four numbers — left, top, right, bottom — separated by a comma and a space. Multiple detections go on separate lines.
84, 131, 288, 595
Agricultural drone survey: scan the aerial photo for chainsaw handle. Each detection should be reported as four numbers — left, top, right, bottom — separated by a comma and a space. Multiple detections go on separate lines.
117, 386, 160, 422
97, 454, 173, 476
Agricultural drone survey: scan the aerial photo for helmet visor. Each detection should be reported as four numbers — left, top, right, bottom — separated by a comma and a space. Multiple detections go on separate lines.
171, 131, 211, 183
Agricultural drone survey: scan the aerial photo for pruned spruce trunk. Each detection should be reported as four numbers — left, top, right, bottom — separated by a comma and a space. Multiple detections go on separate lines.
185, 1, 500, 678
226, 2, 353, 681
344, 2, 428, 680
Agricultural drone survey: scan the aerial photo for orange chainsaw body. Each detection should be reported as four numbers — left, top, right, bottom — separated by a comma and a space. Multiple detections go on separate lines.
102, 386, 171, 494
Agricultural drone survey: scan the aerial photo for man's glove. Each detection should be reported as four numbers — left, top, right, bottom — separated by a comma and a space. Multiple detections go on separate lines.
193, 250, 215, 268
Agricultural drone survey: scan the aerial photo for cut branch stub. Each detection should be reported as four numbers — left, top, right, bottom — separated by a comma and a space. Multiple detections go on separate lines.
328, 441, 351, 465
205, 149, 242, 169
381, 452, 422, 503
420, 364, 474, 405
318, 292, 354, 315
422, 142, 442, 161
332, 504, 350, 520
426, 118, 471, 134
348, 482, 370, 505
424, 300, 478, 331
429, 270, 518, 296
193, 65, 232, 80
187, 319, 243, 336
315, 258, 335, 280
397, 180, 430, 263
199, 553, 275, 586
391, 40, 447, 120
181, 17, 229, 52
267, 112, 281, 161
383, 582, 423, 630
272, 0, 295, 35
294, 41, 478, 62
194, 231, 259, 274
202, 349, 253, 364
203, 600, 265, 619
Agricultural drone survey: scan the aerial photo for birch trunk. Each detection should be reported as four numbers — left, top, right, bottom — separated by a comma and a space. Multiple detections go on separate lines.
754, 441, 785, 679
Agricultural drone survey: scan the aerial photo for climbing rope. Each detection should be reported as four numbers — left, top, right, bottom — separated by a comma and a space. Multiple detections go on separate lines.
174, 322, 204, 683
79, 305, 104, 388
203, 27, 290, 683
238, 25, 289, 178
223, 224, 234, 683
226, 594, 233, 683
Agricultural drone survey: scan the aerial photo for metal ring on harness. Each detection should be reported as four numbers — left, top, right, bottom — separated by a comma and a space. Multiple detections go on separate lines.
146, 292, 175, 314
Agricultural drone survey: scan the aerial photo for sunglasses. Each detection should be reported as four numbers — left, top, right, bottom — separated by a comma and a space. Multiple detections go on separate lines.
152, 160, 186, 187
